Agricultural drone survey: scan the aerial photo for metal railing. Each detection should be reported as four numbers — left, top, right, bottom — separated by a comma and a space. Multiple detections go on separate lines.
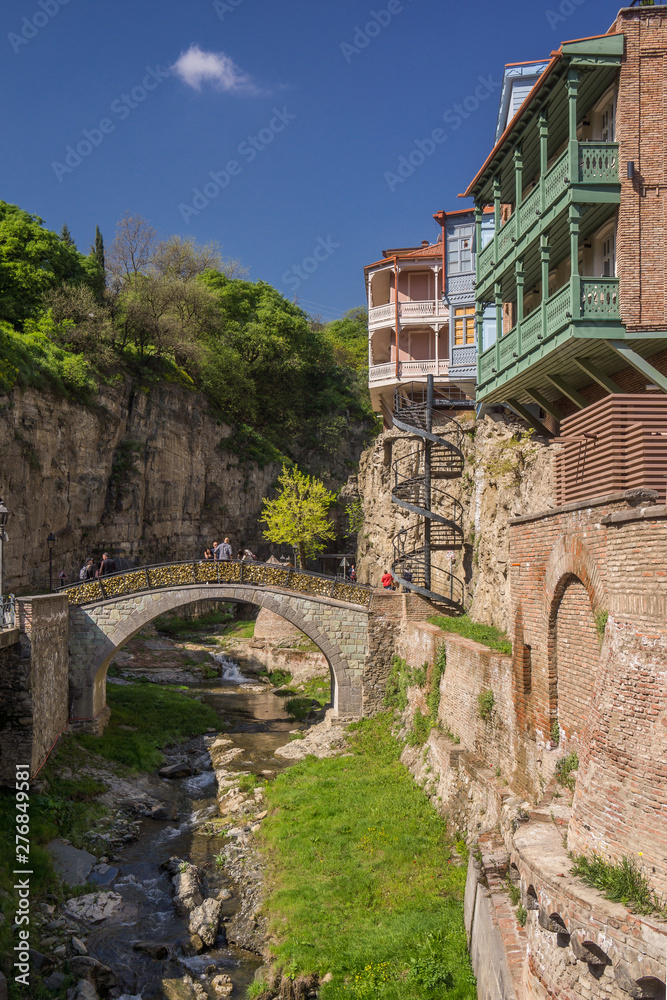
1, 595, 15, 629
390, 381, 465, 610
60, 559, 373, 610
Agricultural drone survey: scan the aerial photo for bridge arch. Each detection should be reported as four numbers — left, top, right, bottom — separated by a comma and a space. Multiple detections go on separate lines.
68, 584, 370, 725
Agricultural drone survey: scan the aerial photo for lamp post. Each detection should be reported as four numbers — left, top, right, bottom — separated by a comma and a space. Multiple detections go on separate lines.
0, 498, 8, 599
47, 532, 55, 592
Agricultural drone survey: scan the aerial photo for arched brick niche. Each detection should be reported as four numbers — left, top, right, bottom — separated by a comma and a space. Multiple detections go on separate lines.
544, 535, 605, 752
551, 576, 600, 752
569, 618, 667, 896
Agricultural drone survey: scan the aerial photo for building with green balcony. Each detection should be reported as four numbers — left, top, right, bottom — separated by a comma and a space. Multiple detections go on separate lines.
464, 20, 667, 435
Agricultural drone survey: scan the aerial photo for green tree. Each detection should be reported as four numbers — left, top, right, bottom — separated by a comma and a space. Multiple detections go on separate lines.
261, 464, 336, 568
0, 202, 100, 326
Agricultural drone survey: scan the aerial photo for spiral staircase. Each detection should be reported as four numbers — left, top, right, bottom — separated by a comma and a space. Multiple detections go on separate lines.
391, 377, 466, 609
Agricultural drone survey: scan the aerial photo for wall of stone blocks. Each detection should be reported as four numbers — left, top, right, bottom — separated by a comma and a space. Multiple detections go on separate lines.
0, 595, 69, 786
254, 607, 306, 644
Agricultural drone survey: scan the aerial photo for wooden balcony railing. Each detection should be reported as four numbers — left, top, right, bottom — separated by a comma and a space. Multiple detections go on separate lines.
477, 277, 620, 388
369, 360, 452, 383
368, 300, 449, 326
476, 142, 619, 289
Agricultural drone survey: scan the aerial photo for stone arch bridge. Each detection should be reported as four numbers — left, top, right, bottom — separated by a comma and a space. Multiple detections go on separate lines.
65, 560, 397, 726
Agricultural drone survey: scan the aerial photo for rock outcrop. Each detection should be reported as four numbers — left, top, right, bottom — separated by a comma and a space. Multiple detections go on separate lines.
1, 381, 282, 593
355, 410, 556, 630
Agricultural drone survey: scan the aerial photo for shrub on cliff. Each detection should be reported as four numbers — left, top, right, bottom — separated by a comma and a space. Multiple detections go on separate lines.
0, 204, 376, 475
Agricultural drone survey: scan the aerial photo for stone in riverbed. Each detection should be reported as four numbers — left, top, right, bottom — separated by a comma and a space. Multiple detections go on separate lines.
68, 957, 117, 991
71, 937, 87, 955
159, 762, 193, 779
189, 933, 204, 954
68, 980, 100, 1000
42, 971, 66, 990
210, 974, 233, 996
148, 803, 174, 820
188, 898, 223, 947
167, 860, 204, 915
133, 940, 170, 959
63, 892, 123, 924
47, 840, 97, 886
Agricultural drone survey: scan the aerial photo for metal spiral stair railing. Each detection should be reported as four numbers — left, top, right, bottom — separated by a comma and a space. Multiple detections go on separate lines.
390, 380, 466, 609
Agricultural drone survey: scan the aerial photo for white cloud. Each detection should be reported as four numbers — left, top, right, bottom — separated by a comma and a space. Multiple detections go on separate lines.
172, 44, 258, 94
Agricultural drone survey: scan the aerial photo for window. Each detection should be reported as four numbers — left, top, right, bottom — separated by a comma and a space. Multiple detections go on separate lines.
592, 89, 616, 142
600, 99, 615, 142
454, 306, 475, 346
447, 225, 473, 274
602, 234, 615, 277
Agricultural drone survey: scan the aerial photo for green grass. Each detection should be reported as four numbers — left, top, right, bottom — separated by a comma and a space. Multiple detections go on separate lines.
570, 853, 666, 916
258, 712, 476, 999
477, 689, 495, 721
222, 619, 256, 638
260, 668, 293, 688
75, 681, 220, 770
428, 615, 512, 656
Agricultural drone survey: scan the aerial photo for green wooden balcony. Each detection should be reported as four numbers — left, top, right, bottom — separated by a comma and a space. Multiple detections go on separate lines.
476, 142, 619, 292
477, 276, 624, 402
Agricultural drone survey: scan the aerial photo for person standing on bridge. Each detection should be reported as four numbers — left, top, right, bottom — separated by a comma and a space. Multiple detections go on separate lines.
215, 538, 232, 562
99, 552, 116, 576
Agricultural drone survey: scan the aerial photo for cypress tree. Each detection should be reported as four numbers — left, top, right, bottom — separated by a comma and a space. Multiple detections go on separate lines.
59, 223, 76, 247
94, 226, 105, 275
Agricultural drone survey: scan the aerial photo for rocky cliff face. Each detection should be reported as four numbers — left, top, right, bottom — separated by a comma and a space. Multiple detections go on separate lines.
1, 382, 282, 593
354, 411, 556, 631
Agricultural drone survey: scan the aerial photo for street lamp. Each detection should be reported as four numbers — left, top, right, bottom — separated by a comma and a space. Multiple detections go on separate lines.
0, 498, 8, 598
47, 532, 55, 592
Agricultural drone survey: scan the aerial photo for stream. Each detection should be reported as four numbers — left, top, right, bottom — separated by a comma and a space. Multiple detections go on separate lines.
85, 654, 304, 1000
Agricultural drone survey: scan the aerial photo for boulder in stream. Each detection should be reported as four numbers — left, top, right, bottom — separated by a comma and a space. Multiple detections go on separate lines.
210, 974, 233, 996
63, 892, 123, 924
163, 858, 204, 914
68, 980, 100, 1000
158, 761, 193, 779
188, 897, 223, 947
68, 957, 117, 991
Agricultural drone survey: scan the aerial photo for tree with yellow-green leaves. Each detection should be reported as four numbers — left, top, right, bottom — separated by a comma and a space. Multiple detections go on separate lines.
261, 465, 336, 569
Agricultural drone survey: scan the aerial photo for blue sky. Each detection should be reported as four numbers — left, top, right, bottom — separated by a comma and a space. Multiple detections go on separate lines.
2, 0, 623, 321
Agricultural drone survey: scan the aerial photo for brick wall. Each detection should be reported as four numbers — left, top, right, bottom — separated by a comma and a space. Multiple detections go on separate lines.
510, 489, 667, 893
613, 7, 667, 334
